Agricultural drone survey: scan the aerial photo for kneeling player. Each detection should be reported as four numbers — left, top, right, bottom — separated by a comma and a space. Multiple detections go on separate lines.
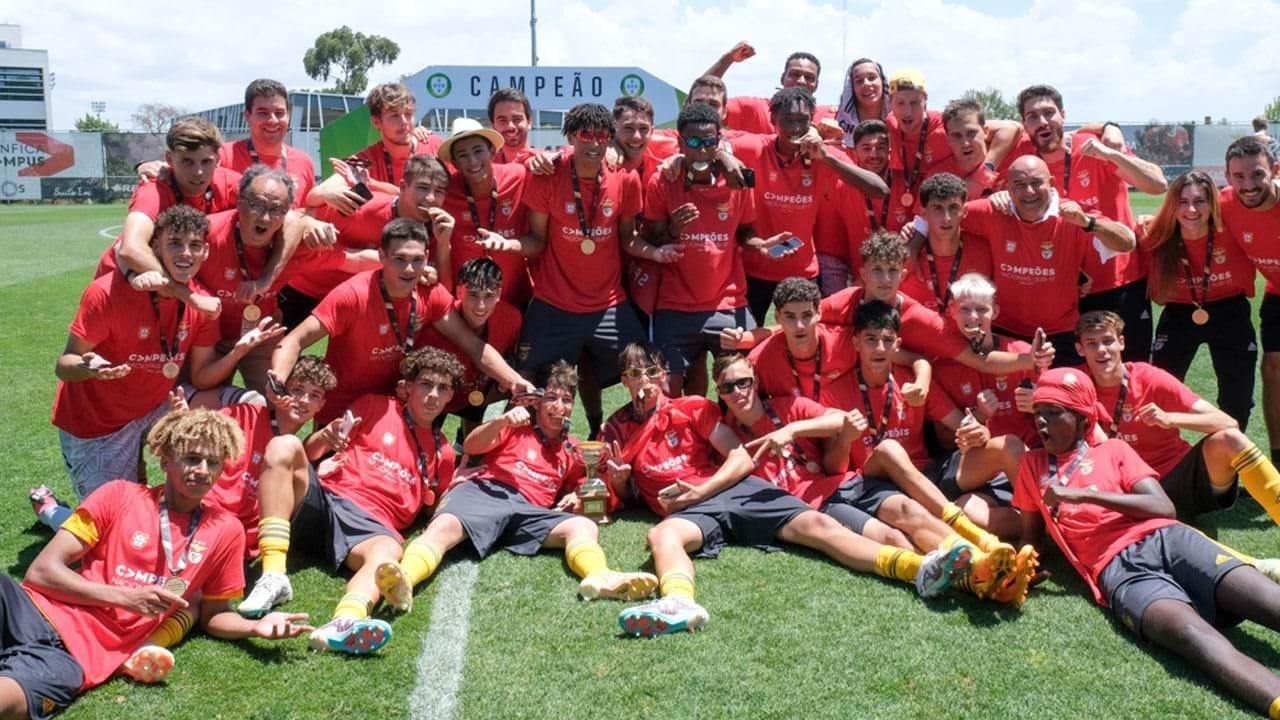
373, 361, 657, 616
1017, 369, 1280, 719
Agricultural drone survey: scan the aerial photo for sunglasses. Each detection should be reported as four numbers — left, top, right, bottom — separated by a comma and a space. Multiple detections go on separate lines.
683, 135, 721, 149
622, 366, 664, 379
574, 130, 614, 144
716, 377, 755, 395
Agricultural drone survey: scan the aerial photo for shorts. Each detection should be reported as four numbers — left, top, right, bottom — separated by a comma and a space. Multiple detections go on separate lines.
1160, 438, 1237, 522
1098, 524, 1246, 639
815, 253, 852, 297
1260, 292, 1280, 354
0, 577, 83, 720
515, 299, 644, 386
672, 476, 810, 558
435, 480, 576, 557
821, 475, 903, 531
277, 285, 322, 331
292, 466, 399, 569
653, 307, 755, 374
58, 401, 168, 501
924, 450, 1014, 506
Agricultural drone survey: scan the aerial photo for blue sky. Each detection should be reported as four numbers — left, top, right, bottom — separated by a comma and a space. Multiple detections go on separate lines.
7, 0, 1277, 130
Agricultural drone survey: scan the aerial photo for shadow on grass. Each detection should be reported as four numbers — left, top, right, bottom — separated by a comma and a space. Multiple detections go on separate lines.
6, 525, 54, 576
1127, 620, 1269, 718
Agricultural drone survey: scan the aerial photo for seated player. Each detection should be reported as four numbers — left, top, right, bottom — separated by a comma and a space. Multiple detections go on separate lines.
373, 360, 657, 619
601, 343, 977, 638
1016, 368, 1280, 720
898, 173, 994, 314
240, 347, 461, 653
9, 410, 308, 717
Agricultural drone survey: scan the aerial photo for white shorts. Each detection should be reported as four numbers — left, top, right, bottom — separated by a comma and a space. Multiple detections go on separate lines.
57, 401, 167, 500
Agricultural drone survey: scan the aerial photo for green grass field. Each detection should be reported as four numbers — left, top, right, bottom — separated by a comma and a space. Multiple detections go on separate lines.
4, 196, 1280, 719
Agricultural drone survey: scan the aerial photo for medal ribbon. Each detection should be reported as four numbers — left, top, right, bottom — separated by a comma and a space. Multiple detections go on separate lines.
855, 366, 896, 444
784, 338, 823, 401
158, 495, 203, 577
924, 240, 964, 312
899, 124, 929, 198
1045, 440, 1089, 519
247, 138, 288, 172
149, 293, 186, 372
465, 183, 499, 233
1106, 367, 1129, 439
377, 275, 419, 352
401, 403, 444, 490
168, 172, 214, 212
1178, 226, 1214, 310
569, 163, 604, 244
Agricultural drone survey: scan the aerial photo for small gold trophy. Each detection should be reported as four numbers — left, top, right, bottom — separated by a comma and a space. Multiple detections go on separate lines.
575, 441, 611, 524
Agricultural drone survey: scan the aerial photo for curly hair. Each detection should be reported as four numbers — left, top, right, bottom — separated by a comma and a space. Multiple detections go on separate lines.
366, 82, 416, 118
148, 408, 245, 462
289, 355, 337, 392
860, 230, 909, 267
543, 359, 579, 395
771, 276, 821, 310
154, 205, 210, 243
769, 86, 816, 118
919, 172, 967, 207
562, 103, 615, 138
400, 346, 466, 387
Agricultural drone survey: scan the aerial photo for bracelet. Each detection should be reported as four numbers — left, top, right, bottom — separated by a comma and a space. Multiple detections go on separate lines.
1085, 215, 1097, 233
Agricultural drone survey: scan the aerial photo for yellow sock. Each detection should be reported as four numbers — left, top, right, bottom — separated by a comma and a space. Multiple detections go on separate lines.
402, 540, 443, 586
1269, 695, 1280, 720
1232, 445, 1280, 526
565, 538, 609, 580
258, 517, 291, 576
333, 591, 372, 621
148, 608, 196, 648
658, 571, 695, 600
941, 503, 1001, 552
874, 546, 923, 583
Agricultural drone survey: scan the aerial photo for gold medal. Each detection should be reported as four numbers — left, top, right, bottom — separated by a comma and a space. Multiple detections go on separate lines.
163, 577, 187, 596
468, 389, 485, 406
581, 238, 596, 255
162, 361, 180, 379
1192, 308, 1210, 325
900, 192, 914, 207
242, 303, 262, 322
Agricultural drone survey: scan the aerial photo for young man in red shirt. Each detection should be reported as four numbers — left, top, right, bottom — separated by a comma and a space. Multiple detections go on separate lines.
270, 217, 530, 428
925, 99, 1004, 200
489, 87, 536, 165
374, 360, 657, 619
701, 43, 837, 134
7, 409, 309, 717
243, 347, 462, 653
1015, 368, 1280, 720
898, 173, 994, 314
602, 344, 975, 637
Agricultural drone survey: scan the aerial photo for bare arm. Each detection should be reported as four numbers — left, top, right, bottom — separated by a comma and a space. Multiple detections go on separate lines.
816, 143, 889, 198
462, 407, 526, 456
1046, 476, 1175, 521
983, 119, 1022, 168
702, 41, 755, 79
1137, 398, 1238, 435
270, 316, 328, 387
434, 310, 527, 393
25, 530, 187, 616
200, 597, 312, 641
117, 211, 162, 275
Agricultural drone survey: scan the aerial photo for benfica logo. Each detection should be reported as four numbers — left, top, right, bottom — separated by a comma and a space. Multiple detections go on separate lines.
1041, 240, 1055, 260
1079, 458, 1095, 476
801, 172, 812, 187
666, 430, 679, 448
1213, 246, 1227, 265
1122, 405, 1133, 422
717, 202, 730, 221
996, 377, 1008, 391
500, 199, 514, 216
601, 198, 614, 218
1078, 170, 1091, 188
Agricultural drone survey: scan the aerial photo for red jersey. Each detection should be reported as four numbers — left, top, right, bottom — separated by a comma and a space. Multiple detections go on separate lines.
495, 145, 537, 165
722, 396, 849, 508
818, 287, 969, 361
523, 159, 642, 313
828, 366, 957, 469
1095, 362, 1200, 478
922, 155, 1000, 199
24, 481, 244, 689
643, 172, 754, 311
732, 133, 839, 281
748, 323, 858, 405
1013, 439, 1172, 605
962, 199, 1091, 336
600, 395, 726, 516
419, 298, 522, 415
310, 271, 453, 426
441, 163, 531, 304
52, 273, 220, 438
197, 210, 348, 342
322, 394, 455, 535
204, 403, 276, 556
1219, 186, 1280, 295
354, 137, 443, 186
1138, 225, 1254, 305
470, 424, 585, 508
886, 109, 950, 176
933, 334, 1038, 446
218, 140, 315, 208
899, 234, 994, 313
303, 194, 401, 299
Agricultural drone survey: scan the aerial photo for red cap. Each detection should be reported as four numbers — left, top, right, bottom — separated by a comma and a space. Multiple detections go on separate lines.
1031, 367, 1112, 434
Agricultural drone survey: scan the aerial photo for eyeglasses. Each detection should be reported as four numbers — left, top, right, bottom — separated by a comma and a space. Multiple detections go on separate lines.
574, 130, 614, 145
244, 198, 289, 216
716, 377, 755, 395
683, 135, 720, 149
622, 366, 664, 379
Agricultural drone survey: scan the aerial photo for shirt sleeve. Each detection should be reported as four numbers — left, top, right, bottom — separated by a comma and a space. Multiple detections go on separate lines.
197, 519, 247, 600
190, 301, 222, 346
739, 186, 757, 226
68, 281, 112, 346
60, 508, 100, 548
1148, 365, 1201, 412
523, 171, 553, 214
960, 200, 1000, 241
924, 382, 958, 421
902, 304, 968, 360
1011, 453, 1041, 513
73, 480, 128, 544
619, 172, 642, 219
1116, 441, 1159, 492
312, 280, 358, 337
423, 283, 456, 325
126, 180, 165, 221
642, 174, 670, 222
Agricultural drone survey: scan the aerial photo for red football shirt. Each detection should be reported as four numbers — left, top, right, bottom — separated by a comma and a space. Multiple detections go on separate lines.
218, 140, 315, 208
419, 298, 522, 415
827, 366, 956, 469
1219, 187, 1280, 295
748, 323, 858, 405
1138, 225, 1254, 305
523, 159, 642, 313
1095, 362, 1200, 477
310, 271, 453, 426
468, 424, 585, 507
24, 481, 244, 689
441, 163, 531, 304
322, 394, 455, 536
643, 172, 755, 311
898, 234, 995, 313
52, 273, 220, 438
933, 334, 1038, 445
887, 109, 950, 176
494, 145, 537, 165
354, 136, 443, 186
1013, 439, 1172, 605
204, 403, 275, 556
922, 155, 1000, 199
818, 287, 969, 361
722, 396, 850, 508
301, 194, 401, 299
724, 97, 836, 135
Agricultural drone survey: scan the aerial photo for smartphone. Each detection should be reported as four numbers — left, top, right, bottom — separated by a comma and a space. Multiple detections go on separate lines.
339, 410, 355, 437
768, 236, 803, 258
266, 372, 289, 398
1077, 271, 1091, 287
351, 182, 374, 201
740, 168, 756, 188
658, 483, 684, 500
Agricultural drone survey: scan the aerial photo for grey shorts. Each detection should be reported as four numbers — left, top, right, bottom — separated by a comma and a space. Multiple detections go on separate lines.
822, 474, 903, 527
672, 476, 810, 558
58, 401, 168, 501
0, 577, 83, 719
292, 466, 399, 569
815, 253, 852, 297
925, 450, 1014, 507
653, 307, 755, 374
1161, 438, 1236, 522
1098, 524, 1246, 639
435, 479, 576, 557
515, 299, 645, 385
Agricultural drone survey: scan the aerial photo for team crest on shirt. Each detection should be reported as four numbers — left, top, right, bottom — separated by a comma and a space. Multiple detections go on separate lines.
138, 326, 151, 339
1213, 246, 1227, 264
1243, 231, 1255, 244
717, 203, 730, 221
500, 199, 514, 216
131, 531, 149, 549
961, 382, 973, 396
1122, 404, 1133, 422
995, 377, 1008, 391
769, 171, 779, 182
224, 268, 238, 281
251, 451, 263, 465
565, 201, 577, 214
188, 540, 207, 564
801, 171, 813, 187
666, 430, 680, 448
1006, 240, 1017, 254
1041, 240, 1055, 260
602, 198, 614, 218
527, 447, 537, 461
1080, 458, 1094, 476
379, 323, 389, 335
1078, 170, 1092, 188
383, 432, 396, 446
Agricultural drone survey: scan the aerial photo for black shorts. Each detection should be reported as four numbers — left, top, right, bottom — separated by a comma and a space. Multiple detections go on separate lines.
822, 474, 903, 527
671, 476, 810, 558
1161, 438, 1237, 522
1098, 524, 1246, 639
1079, 278, 1153, 363
925, 450, 1014, 506
292, 466, 399, 569
435, 480, 576, 557
515, 299, 644, 385
653, 307, 755, 374
1261, 292, 1280, 354
0, 577, 83, 720
277, 285, 322, 332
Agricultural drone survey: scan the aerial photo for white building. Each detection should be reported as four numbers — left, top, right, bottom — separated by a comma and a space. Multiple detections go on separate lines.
0, 24, 51, 130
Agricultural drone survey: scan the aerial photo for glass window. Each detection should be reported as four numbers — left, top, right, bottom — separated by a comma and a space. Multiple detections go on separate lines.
0, 66, 44, 102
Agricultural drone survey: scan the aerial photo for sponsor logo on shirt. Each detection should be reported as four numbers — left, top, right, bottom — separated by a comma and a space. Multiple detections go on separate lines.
514, 460, 559, 489
138, 326, 151, 339
1006, 240, 1017, 254
224, 268, 238, 281
999, 263, 1058, 278
379, 323, 389, 335
561, 225, 614, 238
961, 382, 973, 396
684, 231, 731, 249
1243, 232, 1254, 244
383, 432, 396, 446
762, 191, 815, 206
643, 453, 689, 475
565, 202, 577, 214
369, 450, 418, 486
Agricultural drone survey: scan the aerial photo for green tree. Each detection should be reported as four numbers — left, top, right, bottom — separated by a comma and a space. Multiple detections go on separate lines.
961, 87, 1019, 121
303, 26, 400, 95
73, 113, 119, 132
1264, 96, 1280, 122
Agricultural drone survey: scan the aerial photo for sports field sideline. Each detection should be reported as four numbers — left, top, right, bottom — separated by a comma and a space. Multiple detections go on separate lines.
3, 197, 1279, 719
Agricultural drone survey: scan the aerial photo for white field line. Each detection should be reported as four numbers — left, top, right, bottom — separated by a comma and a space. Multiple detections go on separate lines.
409, 559, 480, 720
99, 224, 123, 239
